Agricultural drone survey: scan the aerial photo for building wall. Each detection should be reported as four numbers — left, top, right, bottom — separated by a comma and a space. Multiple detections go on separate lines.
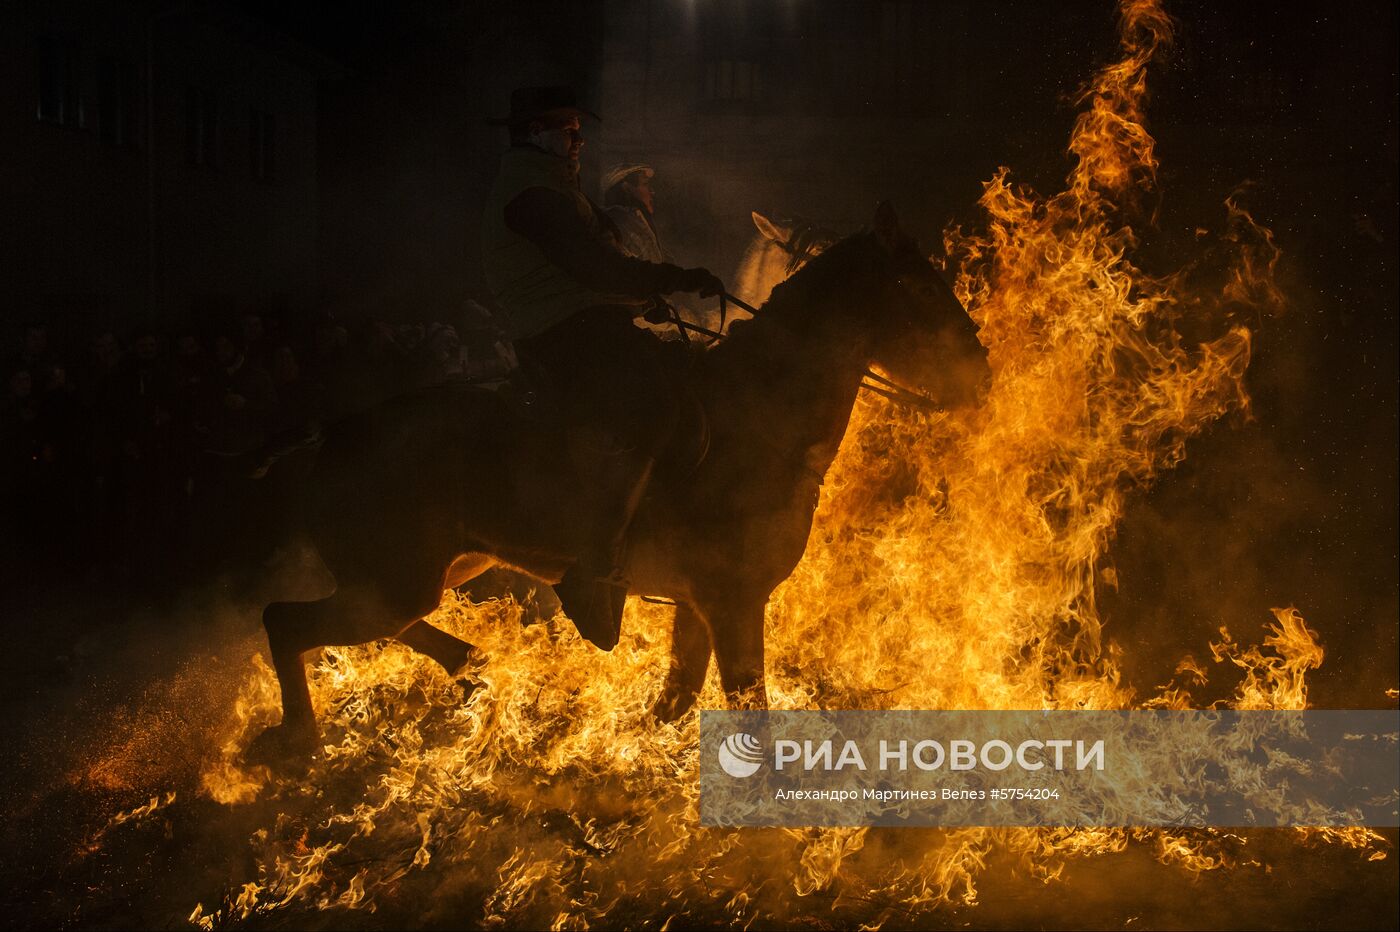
0, 3, 147, 328
0, 1, 326, 334
151, 10, 324, 324
314, 1, 605, 324
593, 0, 991, 282
591, 0, 1347, 286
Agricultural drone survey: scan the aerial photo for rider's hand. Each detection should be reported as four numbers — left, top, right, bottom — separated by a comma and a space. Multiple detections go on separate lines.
643, 301, 674, 325
673, 267, 725, 298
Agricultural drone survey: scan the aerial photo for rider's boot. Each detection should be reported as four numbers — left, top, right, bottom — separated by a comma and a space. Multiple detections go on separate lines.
554, 452, 656, 650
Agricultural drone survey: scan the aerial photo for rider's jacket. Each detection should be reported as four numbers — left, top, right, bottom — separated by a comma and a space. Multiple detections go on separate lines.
603, 202, 669, 264
483, 146, 694, 341
483, 146, 615, 339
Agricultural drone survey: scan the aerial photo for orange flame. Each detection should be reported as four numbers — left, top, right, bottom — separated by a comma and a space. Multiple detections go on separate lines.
181, 0, 1388, 925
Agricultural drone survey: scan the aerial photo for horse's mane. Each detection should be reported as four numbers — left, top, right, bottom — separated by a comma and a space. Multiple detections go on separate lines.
706, 231, 878, 373
763, 231, 877, 314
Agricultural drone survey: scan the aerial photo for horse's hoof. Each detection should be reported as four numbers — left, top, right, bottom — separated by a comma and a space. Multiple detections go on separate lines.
452, 648, 488, 702
245, 722, 319, 769
455, 674, 485, 703
650, 691, 695, 724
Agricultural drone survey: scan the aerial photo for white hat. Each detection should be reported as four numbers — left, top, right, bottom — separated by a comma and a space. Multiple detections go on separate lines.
601, 162, 654, 194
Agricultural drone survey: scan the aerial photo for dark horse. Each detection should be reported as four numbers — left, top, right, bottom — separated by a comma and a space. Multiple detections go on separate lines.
251, 203, 989, 758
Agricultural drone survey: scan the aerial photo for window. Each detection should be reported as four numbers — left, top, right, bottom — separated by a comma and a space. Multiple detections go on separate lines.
249, 108, 275, 182
186, 87, 218, 167
37, 36, 81, 127
704, 59, 759, 102
96, 57, 136, 146
699, 0, 772, 105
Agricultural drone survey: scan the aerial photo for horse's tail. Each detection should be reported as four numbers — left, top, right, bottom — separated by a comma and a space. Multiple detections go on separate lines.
201, 422, 330, 595
251, 424, 327, 479
206, 422, 326, 481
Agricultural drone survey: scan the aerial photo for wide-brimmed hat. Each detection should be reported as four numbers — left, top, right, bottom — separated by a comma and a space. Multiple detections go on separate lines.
487, 86, 600, 126
601, 162, 655, 193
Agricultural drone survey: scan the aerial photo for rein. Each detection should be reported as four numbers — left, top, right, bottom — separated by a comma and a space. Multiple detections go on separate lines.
774, 229, 826, 274
659, 292, 945, 414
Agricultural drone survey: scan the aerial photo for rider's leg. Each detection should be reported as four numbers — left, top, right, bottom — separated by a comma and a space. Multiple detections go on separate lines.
553, 443, 654, 649
533, 308, 678, 649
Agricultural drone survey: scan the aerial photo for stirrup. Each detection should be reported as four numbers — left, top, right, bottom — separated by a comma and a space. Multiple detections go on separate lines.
554, 565, 627, 651
594, 565, 631, 589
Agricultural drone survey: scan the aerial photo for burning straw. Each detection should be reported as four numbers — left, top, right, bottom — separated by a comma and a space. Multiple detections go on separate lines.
187, 0, 1387, 927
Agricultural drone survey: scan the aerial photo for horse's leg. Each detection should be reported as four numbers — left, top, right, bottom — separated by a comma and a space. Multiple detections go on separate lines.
254, 580, 444, 761
651, 602, 713, 722
397, 620, 478, 675
395, 553, 496, 674
702, 593, 769, 709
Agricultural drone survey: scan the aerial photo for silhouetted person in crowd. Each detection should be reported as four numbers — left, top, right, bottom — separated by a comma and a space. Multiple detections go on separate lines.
169, 329, 212, 430
17, 322, 55, 389
83, 330, 126, 419
406, 323, 464, 389
1, 368, 39, 450
350, 319, 409, 411
308, 316, 355, 421
204, 332, 275, 456
0, 305, 570, 586
171, 330, 210, 390
103, 329, 178, 571
458, 300, 516, 382
269, 343, 324, 436
34, 362, 88, 560
241, 312, 274, 373
1, 368, 41, 567
119, 330, 173, 405
242, 313, 274, 369
81, 330, 128, 564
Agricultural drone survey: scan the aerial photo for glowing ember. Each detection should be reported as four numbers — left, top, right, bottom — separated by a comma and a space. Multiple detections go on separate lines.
182, 0, 1387, 926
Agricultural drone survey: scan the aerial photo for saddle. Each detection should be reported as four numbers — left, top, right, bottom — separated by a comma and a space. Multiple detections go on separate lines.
497, 338, 710, 478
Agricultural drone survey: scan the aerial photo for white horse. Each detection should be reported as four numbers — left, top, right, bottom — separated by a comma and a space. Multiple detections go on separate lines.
732, 211, 841, 308
642, 211, 839, 338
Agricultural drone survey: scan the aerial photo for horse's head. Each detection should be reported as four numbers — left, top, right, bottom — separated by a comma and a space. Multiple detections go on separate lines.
735, 211, 841, 307
750, 211, 840, 275
847, 202, 990, 410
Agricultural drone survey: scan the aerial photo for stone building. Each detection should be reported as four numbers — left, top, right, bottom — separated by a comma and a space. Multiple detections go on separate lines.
591, 0, 989, 278
0, 1, 338, 334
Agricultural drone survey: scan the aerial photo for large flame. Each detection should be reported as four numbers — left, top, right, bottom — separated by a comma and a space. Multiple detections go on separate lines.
177, 0, 1387, 926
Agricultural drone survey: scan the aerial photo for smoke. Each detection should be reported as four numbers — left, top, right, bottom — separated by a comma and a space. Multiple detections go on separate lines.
1105, 249, 1399, 708
3, 1, 1394, 928
0, 552, 338, 926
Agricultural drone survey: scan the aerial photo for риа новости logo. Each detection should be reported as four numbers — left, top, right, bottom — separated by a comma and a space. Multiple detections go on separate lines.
718, 733, 764, 778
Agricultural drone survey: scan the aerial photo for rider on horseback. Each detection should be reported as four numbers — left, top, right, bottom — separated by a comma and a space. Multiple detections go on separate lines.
482, 86, 724, 651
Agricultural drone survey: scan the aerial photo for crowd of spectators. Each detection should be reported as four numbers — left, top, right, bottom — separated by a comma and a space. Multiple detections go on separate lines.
1, 307, 514, 592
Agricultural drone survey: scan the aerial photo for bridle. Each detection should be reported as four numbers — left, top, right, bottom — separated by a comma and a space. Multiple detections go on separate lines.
773, 227, 831, 276
656, 291, 946, 414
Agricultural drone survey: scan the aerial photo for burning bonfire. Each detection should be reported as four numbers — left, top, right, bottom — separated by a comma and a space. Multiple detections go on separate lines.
151, 0, 1388, 926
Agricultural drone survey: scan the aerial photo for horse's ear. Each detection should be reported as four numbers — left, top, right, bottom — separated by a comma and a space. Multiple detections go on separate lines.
752, 210, 789, 244
873, 201, 901, 251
